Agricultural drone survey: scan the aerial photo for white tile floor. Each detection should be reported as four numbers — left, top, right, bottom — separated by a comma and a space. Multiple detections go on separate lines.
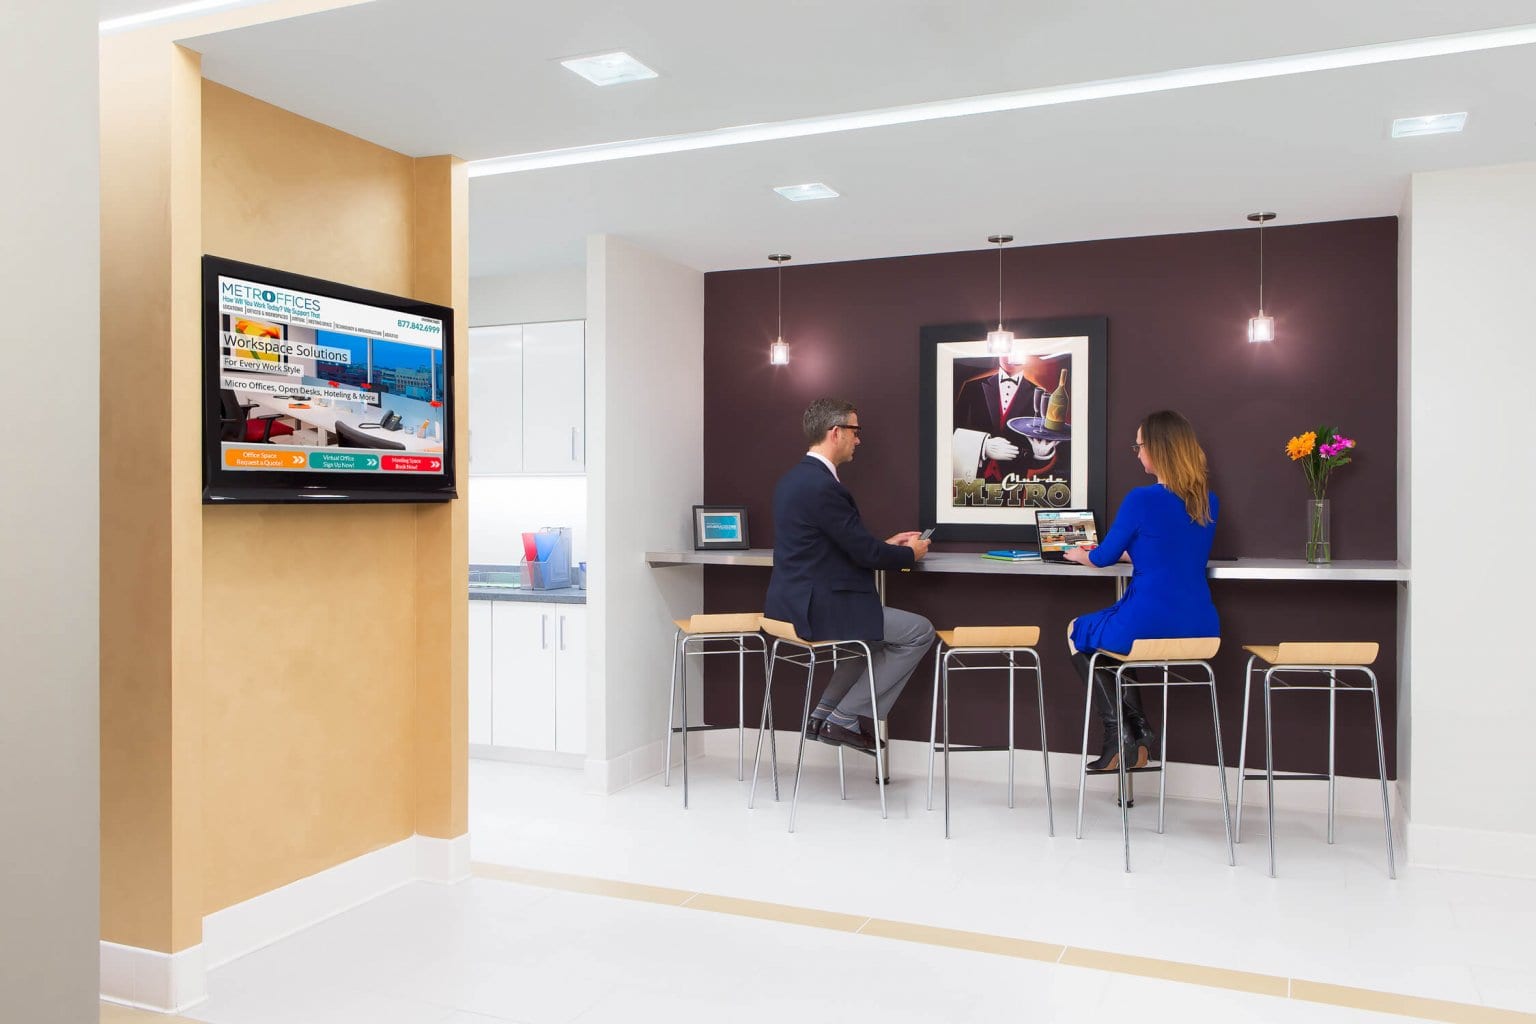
176, 755, 1536, 1024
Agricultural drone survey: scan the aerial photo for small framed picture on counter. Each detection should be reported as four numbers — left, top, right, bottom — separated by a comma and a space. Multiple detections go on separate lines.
693, 505, 749, 550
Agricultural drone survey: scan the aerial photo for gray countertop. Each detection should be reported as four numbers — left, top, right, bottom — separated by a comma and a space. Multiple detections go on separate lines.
469, 563, 586, 604
643, 549, 1409, 582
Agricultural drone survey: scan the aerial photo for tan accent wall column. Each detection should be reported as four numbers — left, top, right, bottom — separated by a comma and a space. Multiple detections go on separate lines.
412, 156, 470, 838
99, 39, 207, 954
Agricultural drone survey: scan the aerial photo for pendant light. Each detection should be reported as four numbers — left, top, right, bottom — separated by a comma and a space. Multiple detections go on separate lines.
1247, 212, 1276, 343
768, 253, 791, 365
986, 234, 1015, 354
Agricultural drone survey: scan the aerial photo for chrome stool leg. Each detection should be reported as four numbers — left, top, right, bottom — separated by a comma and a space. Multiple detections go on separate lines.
942, 648, 952, 838
1157, 666, 1169, 835
1327, 668, 1338, 845
761, 643, 779, 801
1236, 654, 1257, 842
1204, 661, 1235, 867
680, 636, 691, 809
1264, 665, 1278, 877
1007, 651, 1016, 810
748, 639, 780, 810
664, 629, 682, 788
860, 641, 888, 820
926, 646, 942, 811
1366, 667, 1397, 879
1032, 651, 1054, 837
1116, 666, 1132, 872
787, 650, 818, 833
1075, 652, 1098, 840
737, 639, 747, 782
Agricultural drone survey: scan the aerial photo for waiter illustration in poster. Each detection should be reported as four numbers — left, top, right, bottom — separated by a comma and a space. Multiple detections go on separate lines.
950, 351, 1072, 498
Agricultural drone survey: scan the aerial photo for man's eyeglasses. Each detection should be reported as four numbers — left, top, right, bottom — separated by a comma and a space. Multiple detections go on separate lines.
1130, 442, 1145, 455
836, 423, 863, 435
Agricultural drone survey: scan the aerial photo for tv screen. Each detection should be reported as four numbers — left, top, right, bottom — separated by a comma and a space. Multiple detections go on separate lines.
202, 256, 457, 504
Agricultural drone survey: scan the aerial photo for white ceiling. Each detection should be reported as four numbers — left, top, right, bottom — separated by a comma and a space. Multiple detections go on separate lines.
149, 0, 1536, 274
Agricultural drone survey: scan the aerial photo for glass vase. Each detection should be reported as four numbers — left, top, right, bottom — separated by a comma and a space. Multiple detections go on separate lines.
1306, 498, 1331, 564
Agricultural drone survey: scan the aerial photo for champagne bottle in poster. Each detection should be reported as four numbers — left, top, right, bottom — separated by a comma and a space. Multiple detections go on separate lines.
1044, 368, 1069, 432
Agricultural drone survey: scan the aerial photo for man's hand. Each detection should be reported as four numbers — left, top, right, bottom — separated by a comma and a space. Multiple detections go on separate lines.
885, 531, 920, 545
983, 436, 1019, 460
907, 537, 931, 560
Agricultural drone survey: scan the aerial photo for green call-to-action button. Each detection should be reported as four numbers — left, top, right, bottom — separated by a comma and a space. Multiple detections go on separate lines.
307, 452, 380, 471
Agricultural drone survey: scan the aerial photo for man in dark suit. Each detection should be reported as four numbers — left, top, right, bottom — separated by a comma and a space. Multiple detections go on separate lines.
764, 398, 934, 750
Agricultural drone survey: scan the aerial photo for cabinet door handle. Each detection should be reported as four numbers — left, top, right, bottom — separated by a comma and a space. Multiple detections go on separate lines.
570, 427, 577, 461
541, 613, 549, 650
559, 615, 566, 651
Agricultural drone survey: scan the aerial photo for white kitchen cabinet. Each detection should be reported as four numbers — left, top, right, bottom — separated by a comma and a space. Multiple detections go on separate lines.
467, 324, 524, 475
490, 603, 557, 750
471, 599, 586, 755
553, 605, 587, 754
468, 319, 584, 475
521, 320, 586, 473
468, 601, 494, 746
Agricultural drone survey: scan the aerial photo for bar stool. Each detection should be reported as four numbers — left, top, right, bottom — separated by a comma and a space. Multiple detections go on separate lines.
664, 613, 776, 809
748, 617, 887, 832
925, 626, 1054, 838
1236, 642, 1396, 879
1074, 637, 1234, 872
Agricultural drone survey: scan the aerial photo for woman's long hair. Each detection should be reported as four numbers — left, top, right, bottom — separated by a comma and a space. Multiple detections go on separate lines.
1141, 410, 1211, 525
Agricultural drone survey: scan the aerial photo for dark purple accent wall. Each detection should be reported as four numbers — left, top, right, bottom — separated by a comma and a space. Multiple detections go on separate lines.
701, 218, 1399, 777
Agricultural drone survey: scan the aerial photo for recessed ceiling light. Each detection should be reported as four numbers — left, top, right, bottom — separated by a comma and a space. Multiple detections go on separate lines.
773, 183, 840, 202
1390, 112, 1469, 138
470, 22, 1536, 176
561, 52, 659, 87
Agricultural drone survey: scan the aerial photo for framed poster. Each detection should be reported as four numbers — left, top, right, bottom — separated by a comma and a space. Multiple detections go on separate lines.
919, 317, 1107, 543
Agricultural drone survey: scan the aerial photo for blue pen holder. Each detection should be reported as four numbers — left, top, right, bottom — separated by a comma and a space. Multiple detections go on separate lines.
520, 529, 572, 590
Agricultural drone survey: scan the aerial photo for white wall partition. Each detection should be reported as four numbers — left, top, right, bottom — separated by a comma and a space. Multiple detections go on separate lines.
1403, 162, 1536, 874
585, 236, 704, 790
0, 3, 101, 1019
470, 267, 586, 326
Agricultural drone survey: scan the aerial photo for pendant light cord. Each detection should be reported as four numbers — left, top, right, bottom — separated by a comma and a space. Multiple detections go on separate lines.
777, 261, 783, 338
996, 239, 1004, 329
1258, 217, 1265, 311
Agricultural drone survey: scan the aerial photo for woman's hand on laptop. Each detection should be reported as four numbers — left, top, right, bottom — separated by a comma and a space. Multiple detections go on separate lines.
1061, 545, 1094, 565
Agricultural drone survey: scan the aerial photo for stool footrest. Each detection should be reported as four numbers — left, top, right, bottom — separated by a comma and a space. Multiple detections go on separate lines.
1242, 772, 1330, 782
670, 723, 746, 734
936, 744, 1015, 753
1085, 764, 1162, 776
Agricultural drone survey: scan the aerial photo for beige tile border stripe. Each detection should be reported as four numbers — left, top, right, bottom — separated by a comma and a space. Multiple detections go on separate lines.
472, 862, 1536, 1023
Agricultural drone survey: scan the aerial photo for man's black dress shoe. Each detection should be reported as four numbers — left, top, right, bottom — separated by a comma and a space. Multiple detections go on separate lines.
819, 720, 875, 751
804, 717, 824, 741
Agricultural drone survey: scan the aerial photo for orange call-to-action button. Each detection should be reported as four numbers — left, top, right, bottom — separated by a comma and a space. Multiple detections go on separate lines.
225, 448, 308, 469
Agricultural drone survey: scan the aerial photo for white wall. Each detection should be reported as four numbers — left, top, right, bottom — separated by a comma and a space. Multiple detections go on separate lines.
1404, 162, 1536, 874
469, 475, 589, 564
585, 236, 704, 790
470, 267, 585, 326
0, 3, 101, 1020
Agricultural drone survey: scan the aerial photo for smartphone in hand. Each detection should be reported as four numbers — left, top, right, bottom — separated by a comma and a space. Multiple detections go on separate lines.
919, 527, 935, 541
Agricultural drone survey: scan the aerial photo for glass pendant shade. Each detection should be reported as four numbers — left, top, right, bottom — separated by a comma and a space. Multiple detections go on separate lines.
1249, 313, 1275, 343
769, 337, 790, 365
768, 253, 791, 365
986, 328, 1015, 354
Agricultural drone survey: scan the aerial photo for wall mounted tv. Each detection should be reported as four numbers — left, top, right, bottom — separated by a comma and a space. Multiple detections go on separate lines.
202, 256, 457, 504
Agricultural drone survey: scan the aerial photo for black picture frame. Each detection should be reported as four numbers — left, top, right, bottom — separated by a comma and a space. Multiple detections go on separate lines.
919, 316, 1107, 543
692, 505, 750, 550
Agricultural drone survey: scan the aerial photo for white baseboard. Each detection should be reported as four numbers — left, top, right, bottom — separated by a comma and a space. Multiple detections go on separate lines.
417, 833, 472, 884
584, 737, 672, 794
699, 729, 1405, 820
100, 941, 206, 1013
1406, 822, 1536, 878
470, 743, 584, 769
104, 832, 471, 1008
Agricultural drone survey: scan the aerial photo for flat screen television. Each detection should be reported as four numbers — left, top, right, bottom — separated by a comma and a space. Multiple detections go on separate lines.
202, 256, 457, 504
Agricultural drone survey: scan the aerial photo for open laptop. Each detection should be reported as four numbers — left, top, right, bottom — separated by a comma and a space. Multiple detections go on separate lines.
1034, 509, 1099, 562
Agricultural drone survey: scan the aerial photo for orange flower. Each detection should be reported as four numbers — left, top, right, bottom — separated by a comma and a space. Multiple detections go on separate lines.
1286, 431, 1316, 461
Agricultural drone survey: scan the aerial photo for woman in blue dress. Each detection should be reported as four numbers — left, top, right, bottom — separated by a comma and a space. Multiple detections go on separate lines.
1063, 410, 1219, 770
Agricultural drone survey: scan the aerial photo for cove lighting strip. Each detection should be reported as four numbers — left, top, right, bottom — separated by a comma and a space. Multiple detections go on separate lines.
99, 0, 375, 35
468, 23, 1536, 177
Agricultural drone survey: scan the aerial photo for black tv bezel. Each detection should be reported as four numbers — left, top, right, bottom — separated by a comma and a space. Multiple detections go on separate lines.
201, 255, 458, 505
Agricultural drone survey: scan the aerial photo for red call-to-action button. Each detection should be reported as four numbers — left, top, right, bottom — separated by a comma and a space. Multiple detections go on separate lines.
381, 455, 442, 472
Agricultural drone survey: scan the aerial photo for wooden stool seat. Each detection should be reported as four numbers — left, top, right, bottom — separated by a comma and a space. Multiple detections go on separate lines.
1101, 637, 1221, 661
1241, 642, 1378, 667
673, 612, 764, 634
759, 617, 841, 646
935, 625, 1041, 649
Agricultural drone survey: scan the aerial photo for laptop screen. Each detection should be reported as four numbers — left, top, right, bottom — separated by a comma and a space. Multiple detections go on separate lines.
1035, 509, 1098, 556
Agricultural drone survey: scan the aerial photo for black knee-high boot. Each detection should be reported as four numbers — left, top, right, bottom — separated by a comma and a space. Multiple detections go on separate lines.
1071, 652, 1148, 771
